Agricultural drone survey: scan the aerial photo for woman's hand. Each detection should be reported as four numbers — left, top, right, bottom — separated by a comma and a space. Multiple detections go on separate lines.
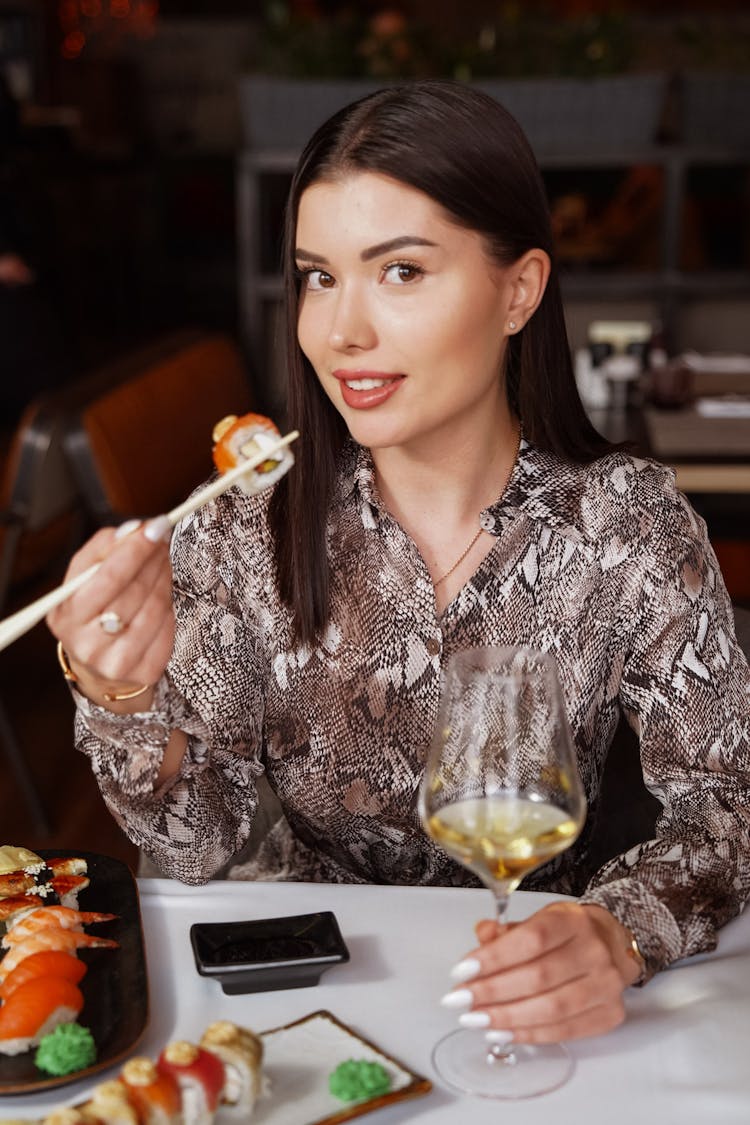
441, 902, 641, 1043
47, 518, 175, 711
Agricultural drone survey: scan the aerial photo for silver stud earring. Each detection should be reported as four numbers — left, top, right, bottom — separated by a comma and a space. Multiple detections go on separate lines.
508, 320, 517, 331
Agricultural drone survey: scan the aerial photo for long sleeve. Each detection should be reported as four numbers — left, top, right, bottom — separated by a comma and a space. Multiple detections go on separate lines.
74, 494, 272, 884
580, 483, 750, 978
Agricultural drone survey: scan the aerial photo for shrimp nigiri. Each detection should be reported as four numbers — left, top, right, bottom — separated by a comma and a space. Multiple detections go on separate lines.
0, 927, 118, 978
0, 950, 87, 1001
4, 906, 117, 945
0, 975, 83, 1055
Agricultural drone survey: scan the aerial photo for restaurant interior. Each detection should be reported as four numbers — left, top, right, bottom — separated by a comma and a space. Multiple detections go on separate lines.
0, 0, 749, 869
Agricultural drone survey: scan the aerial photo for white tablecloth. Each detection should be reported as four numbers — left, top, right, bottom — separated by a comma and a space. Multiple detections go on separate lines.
3, 880, 750, 1122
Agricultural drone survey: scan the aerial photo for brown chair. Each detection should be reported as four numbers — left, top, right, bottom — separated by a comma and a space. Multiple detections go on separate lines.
63, 332, 255, 524
0, 397, 86, 834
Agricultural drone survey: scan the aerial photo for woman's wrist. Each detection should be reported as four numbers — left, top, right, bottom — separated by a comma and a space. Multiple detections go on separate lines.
582, 904, 646, 987
57, 641, 154, 715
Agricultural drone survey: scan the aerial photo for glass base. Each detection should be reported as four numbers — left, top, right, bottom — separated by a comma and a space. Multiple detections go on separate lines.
432, 1028, 574, 1099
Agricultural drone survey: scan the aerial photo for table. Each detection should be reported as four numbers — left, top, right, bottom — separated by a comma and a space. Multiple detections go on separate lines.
3, 880, 750, 1122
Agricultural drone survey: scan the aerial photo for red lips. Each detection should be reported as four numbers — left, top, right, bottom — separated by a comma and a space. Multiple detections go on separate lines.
333, 370, 405, 410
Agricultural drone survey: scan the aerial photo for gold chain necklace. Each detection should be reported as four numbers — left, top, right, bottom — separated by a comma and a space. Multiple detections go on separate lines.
432, 425, 522, 588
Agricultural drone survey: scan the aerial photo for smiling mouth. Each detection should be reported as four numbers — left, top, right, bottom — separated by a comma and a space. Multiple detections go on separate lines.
343, 376, 393, 390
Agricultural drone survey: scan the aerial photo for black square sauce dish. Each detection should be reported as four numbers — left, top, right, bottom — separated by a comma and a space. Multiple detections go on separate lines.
190, 911, 350, 994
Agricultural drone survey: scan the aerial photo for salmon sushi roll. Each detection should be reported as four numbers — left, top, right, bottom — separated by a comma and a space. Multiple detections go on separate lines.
120, 1058, 181, 1125
212, 413, 294, 496
0, 975, 83, 1055
81, 1080, 140, 1125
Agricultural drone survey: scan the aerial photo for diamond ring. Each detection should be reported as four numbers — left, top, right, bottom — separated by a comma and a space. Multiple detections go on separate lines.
98, 610, 126, 636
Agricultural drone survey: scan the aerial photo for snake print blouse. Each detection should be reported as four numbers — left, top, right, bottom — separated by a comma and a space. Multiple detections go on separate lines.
74, 439, 750, 979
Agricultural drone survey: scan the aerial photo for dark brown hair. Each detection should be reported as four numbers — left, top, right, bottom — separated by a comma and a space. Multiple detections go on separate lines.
268, 80, 612, 643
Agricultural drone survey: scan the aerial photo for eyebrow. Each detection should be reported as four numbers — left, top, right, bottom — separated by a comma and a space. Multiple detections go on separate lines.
295, 235, 439, 265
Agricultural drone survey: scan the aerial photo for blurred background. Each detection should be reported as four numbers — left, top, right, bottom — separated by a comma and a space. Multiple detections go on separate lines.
0, 0, 748, 863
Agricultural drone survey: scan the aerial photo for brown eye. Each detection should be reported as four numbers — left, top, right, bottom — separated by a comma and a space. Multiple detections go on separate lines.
383, 261, 424, 284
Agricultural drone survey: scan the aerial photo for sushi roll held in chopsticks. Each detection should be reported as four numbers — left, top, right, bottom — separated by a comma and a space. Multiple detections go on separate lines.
212, 414, 295, 496
200, 1021, 265, 1115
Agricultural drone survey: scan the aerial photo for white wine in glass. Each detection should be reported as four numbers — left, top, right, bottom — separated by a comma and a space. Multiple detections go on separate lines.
419, 645, 587, 1099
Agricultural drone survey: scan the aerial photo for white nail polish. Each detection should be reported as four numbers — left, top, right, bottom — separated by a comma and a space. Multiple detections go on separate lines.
144, 516, 172, 543
485, 1029, 514, 1046
459, 1011, 491, 1029
450, 958, 481, 984
115, 519, 142, 540
439, 989, 473, 1010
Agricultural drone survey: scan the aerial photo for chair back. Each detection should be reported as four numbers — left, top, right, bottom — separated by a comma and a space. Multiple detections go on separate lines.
64, 333, 255, 523
0, 398, 82, 612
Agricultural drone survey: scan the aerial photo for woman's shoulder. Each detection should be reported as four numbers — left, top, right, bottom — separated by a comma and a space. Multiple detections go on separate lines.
520, 443, 702, 555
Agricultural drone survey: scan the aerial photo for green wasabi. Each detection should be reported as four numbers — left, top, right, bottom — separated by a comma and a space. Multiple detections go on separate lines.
328, 1058, 391, 1102
35, 1023, 97, 1076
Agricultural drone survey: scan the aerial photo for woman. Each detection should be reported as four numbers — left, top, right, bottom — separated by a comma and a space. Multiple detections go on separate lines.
48, 82, 750, 1046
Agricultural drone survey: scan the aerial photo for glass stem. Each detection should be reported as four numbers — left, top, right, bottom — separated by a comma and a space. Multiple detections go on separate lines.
487, 885, 516, 1067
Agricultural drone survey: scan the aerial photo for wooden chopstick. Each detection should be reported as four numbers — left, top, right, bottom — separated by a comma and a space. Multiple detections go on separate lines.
0, 430, 299, 655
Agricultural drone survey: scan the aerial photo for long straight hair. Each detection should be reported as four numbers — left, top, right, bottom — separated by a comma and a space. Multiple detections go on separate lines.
268, 80, 613, 644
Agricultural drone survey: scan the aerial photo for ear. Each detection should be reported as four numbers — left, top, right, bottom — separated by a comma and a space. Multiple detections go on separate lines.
506, 249, 551, 331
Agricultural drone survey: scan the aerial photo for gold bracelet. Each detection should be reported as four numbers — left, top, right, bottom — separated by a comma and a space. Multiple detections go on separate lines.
56, 641, 151, 703
625, 932, 647, 982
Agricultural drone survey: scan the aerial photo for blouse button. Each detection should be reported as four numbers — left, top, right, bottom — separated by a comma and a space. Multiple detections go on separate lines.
425, 637, 441, 657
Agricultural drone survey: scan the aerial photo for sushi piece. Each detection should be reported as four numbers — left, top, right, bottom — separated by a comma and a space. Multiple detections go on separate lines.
0, 927, 118, 978
212, 413, 294, 496
0, 975, 83, 1055
0, 894, 45, 924
51, 875, 90, 909
80, 1081, 139, 1125
200, 1021, 264, 1113
45, 858, 88, 878
0, 950, 87, 1001
4, 907, 117, 945
120, 1057, 181, 1125
157, 1041, 225, 1125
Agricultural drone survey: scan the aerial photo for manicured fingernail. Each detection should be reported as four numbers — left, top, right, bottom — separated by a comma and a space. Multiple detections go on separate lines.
144, 516, 172, 543
440, 989, 473, 1010
459, 1011, 491, 1029
485, 1029, 514, 1046
115, 519, 142, 539
450, 958, 481, 983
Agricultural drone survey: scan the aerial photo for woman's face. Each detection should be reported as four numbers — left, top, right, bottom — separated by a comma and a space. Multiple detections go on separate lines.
295, 172, 518, 455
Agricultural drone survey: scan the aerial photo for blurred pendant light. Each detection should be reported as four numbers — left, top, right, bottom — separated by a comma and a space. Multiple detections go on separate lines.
59, 0, 160, 60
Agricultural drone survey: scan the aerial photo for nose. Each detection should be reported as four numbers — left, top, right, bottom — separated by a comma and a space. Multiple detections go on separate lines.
327, 285, 377, 352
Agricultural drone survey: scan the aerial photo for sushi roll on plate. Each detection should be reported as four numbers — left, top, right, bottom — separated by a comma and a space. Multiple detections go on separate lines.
200, 1021, 265, 1115
157, 1041, 225, 1125
120, 1058, 181, 1125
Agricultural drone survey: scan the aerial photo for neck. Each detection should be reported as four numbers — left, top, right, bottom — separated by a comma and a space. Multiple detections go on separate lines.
372, 410, 520, 529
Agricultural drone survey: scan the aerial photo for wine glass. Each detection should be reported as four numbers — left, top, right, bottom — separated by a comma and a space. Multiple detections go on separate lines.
418, 645, 587, 1099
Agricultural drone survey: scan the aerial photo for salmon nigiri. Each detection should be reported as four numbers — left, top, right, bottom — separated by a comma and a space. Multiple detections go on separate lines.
4, 906, 117, 945
0, 950, 87, 1001
0, 927, 118, 978
0, 975, 83, 1055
